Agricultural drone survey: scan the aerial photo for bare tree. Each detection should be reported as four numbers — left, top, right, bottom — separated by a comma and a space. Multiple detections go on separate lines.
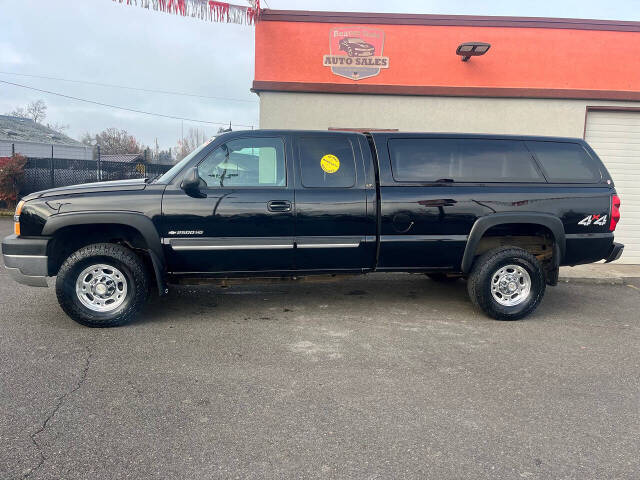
8, 106, 28, 119
176, 127, 208, 161
26, 100, 47, 123
80, 132, 95, 146
8, 100, 48, 123
46, 122, 70, 134
83, 128, 143, 155
156, 149, 174, 164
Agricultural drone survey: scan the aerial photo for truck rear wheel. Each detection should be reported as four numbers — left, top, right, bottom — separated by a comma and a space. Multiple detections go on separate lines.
467, 247, 545, 321
56, 243, 149, 327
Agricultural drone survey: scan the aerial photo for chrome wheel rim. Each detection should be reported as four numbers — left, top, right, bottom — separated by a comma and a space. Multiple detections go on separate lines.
75, 264, 128, 312
490, 264, 531, 307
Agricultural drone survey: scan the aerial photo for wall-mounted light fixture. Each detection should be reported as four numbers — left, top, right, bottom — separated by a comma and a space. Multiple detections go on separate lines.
456, 42, 491, 62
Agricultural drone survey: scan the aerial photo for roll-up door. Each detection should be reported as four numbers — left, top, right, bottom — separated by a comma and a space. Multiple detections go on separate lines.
585, 109, 640, 264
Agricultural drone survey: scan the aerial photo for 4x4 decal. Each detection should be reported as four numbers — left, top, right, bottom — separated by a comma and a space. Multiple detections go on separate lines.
578, 214, 608, 226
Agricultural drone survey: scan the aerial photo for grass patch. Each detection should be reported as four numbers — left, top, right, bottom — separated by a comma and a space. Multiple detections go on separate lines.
0, 210, 14, 217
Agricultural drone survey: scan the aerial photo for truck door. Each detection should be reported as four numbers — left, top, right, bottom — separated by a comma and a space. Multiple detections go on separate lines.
293, 133, 376, 272
161, 135, 295, 274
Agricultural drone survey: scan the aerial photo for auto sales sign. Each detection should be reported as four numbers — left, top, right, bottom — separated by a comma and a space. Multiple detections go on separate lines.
323, 27, 389, 80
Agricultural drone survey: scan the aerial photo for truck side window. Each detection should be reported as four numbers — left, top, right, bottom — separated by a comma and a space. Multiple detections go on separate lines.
526, 141, 601, 183
197, 137, 286, 187
298, 136, 356, 188
389, 138, 544, 183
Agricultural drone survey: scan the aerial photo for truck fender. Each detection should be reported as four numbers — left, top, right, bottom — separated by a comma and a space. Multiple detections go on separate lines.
41, 211, 167, 295
461, 213, 566, 273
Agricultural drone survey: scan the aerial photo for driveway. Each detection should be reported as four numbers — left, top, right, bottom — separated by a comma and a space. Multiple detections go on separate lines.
1, 218, 638, 479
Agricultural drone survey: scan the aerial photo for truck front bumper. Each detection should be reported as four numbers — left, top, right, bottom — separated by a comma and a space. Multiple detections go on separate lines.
604, 242, 624, 263
1, 235, 50, 287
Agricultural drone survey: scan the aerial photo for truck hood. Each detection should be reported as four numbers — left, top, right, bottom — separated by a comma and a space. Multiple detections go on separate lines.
23, 178, 148, 200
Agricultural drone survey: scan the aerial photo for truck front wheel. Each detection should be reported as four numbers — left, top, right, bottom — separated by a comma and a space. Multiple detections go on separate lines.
56, 243, 149, 327
467, 247, 546, 321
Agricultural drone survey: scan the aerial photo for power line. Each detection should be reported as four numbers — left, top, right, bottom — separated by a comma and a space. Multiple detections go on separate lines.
0, 71, 258, 104
0, 79, 255, 128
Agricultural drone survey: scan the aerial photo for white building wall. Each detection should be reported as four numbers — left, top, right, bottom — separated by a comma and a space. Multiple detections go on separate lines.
0, 142, 12, 157
259, 93, 640, 138
585, 110, 640, 264
52, 144, 93, 160
0, 140, 92, 160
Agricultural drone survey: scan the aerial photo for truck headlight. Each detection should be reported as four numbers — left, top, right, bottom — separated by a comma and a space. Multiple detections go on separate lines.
14, 200, 24, 236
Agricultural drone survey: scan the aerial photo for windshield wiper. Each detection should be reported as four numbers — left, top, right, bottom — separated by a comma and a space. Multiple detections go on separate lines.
434, 178, 454, 183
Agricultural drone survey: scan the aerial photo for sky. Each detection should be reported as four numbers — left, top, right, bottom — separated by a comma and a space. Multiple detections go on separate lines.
1, 0, 639, 151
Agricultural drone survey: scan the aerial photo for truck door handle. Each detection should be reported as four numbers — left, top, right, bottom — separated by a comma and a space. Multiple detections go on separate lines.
267, 200, 292, 212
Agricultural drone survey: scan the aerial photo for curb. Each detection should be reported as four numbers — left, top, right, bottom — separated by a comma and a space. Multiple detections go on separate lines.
558, 276, 640, 285
559, 276, 624, 285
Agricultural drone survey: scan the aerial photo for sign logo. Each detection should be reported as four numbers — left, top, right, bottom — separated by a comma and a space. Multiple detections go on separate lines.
323, 27, 389, 81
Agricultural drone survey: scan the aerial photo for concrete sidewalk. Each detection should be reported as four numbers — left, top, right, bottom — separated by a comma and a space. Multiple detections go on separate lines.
559, 263, 640, 284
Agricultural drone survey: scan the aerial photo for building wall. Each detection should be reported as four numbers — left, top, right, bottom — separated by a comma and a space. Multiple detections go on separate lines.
0, 140, 93, 160
254, 14, 640, 101
259, 92, 640, 137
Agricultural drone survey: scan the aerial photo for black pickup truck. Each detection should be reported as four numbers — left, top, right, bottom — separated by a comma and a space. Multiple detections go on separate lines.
2, 130, 623, 327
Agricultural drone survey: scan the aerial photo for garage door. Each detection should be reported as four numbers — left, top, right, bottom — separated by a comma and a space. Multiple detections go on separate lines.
585, 109, 640, 264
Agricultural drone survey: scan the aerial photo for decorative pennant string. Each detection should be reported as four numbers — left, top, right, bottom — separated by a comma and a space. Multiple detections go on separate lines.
113, 0, 260, 25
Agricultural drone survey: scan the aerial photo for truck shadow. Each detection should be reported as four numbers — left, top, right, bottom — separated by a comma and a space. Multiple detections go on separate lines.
139, 273, 481, 326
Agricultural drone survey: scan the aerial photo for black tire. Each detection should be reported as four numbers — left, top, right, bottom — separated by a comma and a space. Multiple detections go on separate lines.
56, 243, 149, 327
426, 273, 459, 283
467, 247, 546, 321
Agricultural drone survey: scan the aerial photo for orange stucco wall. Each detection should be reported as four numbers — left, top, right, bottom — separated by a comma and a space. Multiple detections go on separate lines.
255, 20, 640, 93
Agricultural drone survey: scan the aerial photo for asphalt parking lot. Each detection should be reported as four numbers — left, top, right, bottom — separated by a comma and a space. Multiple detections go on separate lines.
1, 218, 639, 480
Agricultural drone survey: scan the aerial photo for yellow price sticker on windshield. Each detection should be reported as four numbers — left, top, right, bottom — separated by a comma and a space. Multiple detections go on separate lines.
320, 154, 340, 174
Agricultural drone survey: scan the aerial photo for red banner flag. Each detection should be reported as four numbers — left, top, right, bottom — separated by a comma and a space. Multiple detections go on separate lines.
113, 0, 260, 25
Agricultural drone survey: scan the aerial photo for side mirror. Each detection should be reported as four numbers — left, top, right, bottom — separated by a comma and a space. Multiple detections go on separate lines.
180, 167, 207, 198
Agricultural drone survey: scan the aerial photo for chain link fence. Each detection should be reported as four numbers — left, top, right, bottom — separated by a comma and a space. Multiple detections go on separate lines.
21, 158, 172, 197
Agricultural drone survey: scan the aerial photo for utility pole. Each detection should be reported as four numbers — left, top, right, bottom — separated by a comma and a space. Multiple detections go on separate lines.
155, 138, 159, 164
96, 145, 101, 181
50, 145, 55, 189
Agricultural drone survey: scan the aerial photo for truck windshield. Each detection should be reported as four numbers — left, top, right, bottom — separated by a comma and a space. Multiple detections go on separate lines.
153, 141, 212, 183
